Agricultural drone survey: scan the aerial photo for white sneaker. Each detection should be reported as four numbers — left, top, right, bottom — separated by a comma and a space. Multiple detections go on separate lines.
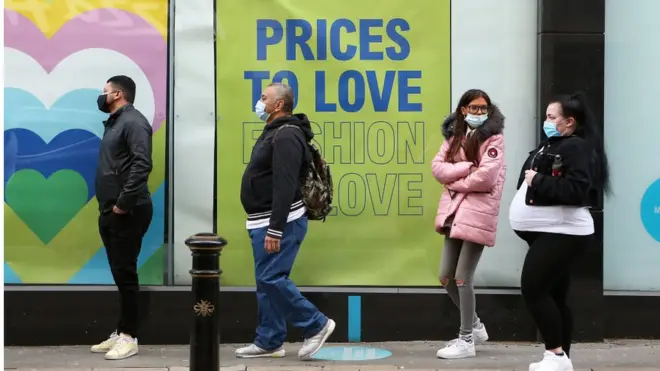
473, 323, 489, 344
436, 338, 476, 359
530, 351, 573, 371
235, 344, 285, 358
104, 333, 138, 360
90, 331, 119, 353
298, 319, 336, 360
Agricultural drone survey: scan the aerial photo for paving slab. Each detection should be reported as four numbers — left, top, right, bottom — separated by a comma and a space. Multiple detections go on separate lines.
321, 366, 399, 371
247, 367, 323, 371
217, 367, 247, 371
4, 340, 660, 370
4, 368, 660, 371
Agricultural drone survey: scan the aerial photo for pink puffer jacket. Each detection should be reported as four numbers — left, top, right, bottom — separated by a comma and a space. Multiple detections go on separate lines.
431, 106, 506, 247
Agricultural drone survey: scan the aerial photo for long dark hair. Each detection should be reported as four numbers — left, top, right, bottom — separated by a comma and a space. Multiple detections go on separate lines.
446, 89, 491, 163
551, 92, 611, 195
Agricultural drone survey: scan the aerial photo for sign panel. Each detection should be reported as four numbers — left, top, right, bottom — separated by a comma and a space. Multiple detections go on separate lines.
216, 0, 451, 286
3, 0, 168, 284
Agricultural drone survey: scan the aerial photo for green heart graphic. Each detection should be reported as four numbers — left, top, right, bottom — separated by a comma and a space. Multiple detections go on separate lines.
5, 169, 89, 244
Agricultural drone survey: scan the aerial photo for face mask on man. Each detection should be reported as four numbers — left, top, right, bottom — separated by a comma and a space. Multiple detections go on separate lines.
255, 100, 269, 122
465, 114, 488, 128
97, 92, 118, 114
543, 120, 561, 138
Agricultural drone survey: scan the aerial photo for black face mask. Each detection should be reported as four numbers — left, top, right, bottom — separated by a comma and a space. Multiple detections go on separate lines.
97, 94, 111, 113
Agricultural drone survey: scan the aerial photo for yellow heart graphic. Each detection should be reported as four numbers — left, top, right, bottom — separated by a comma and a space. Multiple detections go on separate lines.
5, 0, 168, 38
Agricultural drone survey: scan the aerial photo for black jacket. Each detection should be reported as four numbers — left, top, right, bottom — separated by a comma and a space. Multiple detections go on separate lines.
517, 135, 595, 207
240, 114, 314, 239
95, 104, 153, 212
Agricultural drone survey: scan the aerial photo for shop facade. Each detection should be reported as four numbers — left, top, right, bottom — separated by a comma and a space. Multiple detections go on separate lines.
4, 0, 658, 345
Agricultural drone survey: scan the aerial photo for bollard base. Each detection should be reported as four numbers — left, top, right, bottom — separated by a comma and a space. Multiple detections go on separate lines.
186, 233, 226, 371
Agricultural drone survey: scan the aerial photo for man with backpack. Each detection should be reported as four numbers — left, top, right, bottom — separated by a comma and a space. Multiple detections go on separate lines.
236, 83, 335, 360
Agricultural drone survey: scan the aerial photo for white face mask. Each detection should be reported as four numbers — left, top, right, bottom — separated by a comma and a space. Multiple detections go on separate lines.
465, 114, 488, 128
255, 100, 269, 122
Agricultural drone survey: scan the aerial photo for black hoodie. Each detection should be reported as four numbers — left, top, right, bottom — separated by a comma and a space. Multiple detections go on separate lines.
240, 113, 315, 239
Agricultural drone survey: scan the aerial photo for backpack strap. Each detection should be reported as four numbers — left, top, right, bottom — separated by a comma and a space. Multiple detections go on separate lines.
273, 124, 303, 141
272, 124, 310, 152
271, 124, 311, 174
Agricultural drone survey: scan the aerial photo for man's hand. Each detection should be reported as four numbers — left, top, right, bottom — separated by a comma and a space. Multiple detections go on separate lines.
264, 235, 281, 254
525, 170, 538, 187
113, 205, 127, 214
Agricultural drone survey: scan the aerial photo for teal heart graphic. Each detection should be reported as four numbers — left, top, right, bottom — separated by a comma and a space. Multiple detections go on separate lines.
5, 169, 89, 244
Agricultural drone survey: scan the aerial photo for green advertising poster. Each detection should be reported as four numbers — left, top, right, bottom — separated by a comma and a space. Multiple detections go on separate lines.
216, 0, 451, 286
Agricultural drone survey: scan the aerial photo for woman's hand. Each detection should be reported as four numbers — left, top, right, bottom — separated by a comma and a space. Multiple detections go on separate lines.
525, 170, 538, 186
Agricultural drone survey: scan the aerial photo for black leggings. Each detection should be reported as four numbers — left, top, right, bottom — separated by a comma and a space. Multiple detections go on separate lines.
515, 230, 592, 357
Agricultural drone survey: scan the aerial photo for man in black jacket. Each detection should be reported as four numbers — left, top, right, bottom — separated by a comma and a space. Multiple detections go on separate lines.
90, 75, 153, 360
235, 83, 335, 360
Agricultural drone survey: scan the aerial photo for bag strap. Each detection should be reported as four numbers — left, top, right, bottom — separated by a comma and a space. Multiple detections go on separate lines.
273, 124, 303, 141
272, 124, 311, 155
271, 125, 312, 176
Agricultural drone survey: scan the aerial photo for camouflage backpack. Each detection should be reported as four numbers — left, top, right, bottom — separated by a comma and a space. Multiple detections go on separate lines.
274, 124, 334, 221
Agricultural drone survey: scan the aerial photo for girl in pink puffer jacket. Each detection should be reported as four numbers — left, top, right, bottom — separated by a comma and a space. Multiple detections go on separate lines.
431, 89, 506, 360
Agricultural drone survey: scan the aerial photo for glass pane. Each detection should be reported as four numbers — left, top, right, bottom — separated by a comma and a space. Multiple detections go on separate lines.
4, 1, 169, 285
604, 0, 660, 292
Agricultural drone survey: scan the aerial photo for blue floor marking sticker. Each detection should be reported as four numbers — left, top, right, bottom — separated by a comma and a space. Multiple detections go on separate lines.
312, 346, 393, 361
348, 295, 361, 342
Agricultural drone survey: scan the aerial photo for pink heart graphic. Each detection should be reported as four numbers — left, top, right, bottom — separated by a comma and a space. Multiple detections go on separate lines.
4, 9, 167, 131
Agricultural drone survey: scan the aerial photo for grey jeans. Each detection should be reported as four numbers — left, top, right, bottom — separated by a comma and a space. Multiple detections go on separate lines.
439, 237, 485, 336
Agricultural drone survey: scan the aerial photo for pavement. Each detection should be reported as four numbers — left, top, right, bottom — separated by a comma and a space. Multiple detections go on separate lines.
4, 340, 660, 371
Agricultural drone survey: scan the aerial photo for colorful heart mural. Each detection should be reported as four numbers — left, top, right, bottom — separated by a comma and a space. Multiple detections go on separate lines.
3, 0, 169, 284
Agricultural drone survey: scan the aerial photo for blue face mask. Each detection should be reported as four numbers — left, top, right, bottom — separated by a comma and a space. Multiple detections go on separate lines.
543, 120, 561, 138
465, 114, 488, 128
255, 100, 269, 122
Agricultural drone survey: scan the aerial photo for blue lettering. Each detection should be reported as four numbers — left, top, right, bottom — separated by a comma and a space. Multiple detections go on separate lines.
256, 20, 283, 61
398, 70, 422, 112
330, 19, 357, 61
286, 19, 314, 60
338, 70, 366, 113
386, 18, 411, 61
365, 71, 395, 112
316, 19, 328, 60
315, 70, 421, 112
244, 71, 271, 110
272, 70, 299, 110
315, 71, 337, 112
359, 19, 383, 60
258, 18, 411, 62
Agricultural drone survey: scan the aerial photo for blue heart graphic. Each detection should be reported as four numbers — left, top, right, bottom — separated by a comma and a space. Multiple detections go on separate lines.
4, 88, 107, 201
5, 262, 21, 284
4, 129, 100, 201
4, 88, 107, 142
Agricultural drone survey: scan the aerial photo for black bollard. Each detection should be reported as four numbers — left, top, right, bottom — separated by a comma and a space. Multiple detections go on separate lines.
185, 232, 227, 371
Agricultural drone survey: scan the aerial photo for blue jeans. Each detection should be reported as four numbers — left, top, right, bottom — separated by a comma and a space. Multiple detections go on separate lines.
248, 216, 328, 350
